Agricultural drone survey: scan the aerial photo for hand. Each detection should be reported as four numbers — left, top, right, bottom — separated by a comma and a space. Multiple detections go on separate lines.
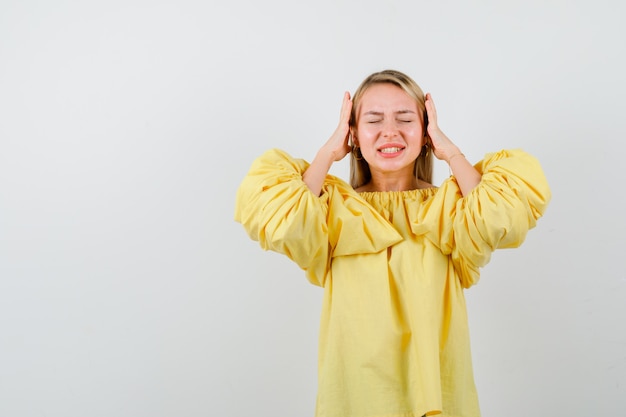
321, 91, 353, 162
303, 92, 353, 195
425, 93, 462, 163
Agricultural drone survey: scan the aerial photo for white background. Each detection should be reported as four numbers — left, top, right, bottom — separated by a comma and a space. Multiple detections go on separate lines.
1, 1, 625, 416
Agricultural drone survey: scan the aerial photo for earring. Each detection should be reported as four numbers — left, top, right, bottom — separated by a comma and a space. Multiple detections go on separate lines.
420, 143, 430, 158
353, 145, 363, 161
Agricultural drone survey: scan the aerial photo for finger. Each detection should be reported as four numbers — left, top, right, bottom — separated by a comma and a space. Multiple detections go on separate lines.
340, 91, 352, 123
425, 93, 438, 127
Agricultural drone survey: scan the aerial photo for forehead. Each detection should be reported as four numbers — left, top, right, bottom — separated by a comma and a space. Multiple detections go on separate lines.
359, 83, 417, 113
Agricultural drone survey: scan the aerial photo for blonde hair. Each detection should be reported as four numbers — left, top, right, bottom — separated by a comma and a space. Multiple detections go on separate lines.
349, 69, 433, 189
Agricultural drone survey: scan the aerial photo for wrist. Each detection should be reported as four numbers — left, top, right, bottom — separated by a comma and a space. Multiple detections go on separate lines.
314, 146, 337, 169
446, 148, 464, 164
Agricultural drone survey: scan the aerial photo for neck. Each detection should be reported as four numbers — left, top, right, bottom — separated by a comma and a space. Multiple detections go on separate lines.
364, 170, 418, 192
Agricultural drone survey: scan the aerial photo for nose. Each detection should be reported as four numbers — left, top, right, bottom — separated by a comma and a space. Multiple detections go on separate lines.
381, 119, 399, 138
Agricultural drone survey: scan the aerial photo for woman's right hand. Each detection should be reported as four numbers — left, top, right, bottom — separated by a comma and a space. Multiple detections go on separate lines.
303, 92, 353, 195
322, 91, 353, 162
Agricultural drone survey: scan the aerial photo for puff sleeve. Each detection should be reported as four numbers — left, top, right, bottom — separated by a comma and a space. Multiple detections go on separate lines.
415, 149, 551, 288
234, 149, 402, 287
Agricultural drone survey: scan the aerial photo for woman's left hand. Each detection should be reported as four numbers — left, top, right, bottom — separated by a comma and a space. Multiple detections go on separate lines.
425, 93, 462, 163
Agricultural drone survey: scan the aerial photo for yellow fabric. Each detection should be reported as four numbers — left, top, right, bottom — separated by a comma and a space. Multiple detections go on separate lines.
234, 148, 551, 417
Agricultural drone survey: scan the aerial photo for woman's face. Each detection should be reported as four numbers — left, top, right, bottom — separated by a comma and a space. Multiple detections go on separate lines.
354, 83, 425, 177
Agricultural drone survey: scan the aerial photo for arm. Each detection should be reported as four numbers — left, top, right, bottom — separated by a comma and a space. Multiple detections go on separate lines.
234, 149, 332, 287
425, 93, 481, 196
302, 92, 353, 196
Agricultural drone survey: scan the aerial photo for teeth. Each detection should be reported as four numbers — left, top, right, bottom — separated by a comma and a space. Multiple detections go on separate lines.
380, 147, 402, 153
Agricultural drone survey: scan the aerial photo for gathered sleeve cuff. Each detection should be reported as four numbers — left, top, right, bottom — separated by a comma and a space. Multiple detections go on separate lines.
234, 149, 402, 287
414, 149, 551, 288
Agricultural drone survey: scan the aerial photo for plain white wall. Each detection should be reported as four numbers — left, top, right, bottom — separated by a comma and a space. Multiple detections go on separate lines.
1, 1, 624, 416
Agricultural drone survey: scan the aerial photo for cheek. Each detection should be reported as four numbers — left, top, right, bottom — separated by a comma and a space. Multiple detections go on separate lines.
355, 126, 376, 143
401, 126, 423, 141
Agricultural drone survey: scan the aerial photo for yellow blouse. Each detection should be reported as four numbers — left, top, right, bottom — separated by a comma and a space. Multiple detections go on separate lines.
234, 148, 551, 417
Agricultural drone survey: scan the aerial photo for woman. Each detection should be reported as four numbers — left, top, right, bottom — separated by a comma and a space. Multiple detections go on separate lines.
234, 69, 551, 417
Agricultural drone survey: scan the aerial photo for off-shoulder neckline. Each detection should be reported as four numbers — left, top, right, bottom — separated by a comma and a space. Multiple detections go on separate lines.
357, 187, 439, 198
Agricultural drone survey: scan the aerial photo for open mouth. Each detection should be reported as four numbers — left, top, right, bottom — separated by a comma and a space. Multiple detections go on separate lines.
379, 146, 404, 154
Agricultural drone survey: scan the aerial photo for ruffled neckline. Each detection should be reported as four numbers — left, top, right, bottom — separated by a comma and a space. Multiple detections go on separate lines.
357, 186, 441, 206
358, 187, 438, 197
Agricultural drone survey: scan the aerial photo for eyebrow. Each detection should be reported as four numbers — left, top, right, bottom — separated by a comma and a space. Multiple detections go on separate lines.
362, 109, 417, 116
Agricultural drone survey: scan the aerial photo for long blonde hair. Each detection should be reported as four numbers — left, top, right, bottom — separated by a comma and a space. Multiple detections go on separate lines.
349, 69, 433, 189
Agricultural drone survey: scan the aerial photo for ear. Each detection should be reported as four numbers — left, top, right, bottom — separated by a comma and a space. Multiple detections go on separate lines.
350, 128, 358, 146
423, 134, 432, 148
